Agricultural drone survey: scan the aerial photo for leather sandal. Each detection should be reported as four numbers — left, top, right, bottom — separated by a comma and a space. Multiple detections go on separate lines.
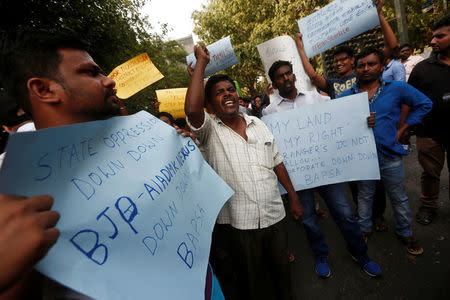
397, 234, 424, 256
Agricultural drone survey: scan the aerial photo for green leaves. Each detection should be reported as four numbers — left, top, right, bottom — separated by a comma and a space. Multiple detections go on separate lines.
192, 0, 446, 97
1, 0, 190, 114
192, 0, 331, 96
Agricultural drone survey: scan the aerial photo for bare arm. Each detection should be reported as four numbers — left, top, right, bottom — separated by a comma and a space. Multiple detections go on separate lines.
375, 0, 399, 60
187, 62, 194, 77
396, 104, 411, 144
295, 33, 327, 90
185, 45, 210, 128
273, 163, 303, 221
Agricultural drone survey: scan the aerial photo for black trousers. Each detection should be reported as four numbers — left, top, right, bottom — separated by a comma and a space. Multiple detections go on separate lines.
210, 219, 292, 300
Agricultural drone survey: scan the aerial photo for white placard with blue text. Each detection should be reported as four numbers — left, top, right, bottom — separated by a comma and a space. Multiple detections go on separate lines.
257, 35, 315, 92
0, 111, 234, 300
186, 36, 239, 77
262, 93, 380, 192
298, 0, 379, 58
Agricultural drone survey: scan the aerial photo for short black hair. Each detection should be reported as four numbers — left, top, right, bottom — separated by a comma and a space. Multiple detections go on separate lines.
174, 117, 187, 129
356, 47, 385, 65
0, 90, 30, 126
0, 29, 89, 113
333, 45, 355, 58
400, 43, 413, 51
156, 112, 175, 124
432, 13, 450, 31
204, 74, 236, 104
268, 60, 293, 82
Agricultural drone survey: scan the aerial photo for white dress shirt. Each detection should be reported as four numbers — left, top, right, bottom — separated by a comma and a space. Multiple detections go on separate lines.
262, 90, 330, 115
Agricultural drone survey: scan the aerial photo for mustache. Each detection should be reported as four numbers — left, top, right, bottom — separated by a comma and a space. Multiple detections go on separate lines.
105, 88, 117, 99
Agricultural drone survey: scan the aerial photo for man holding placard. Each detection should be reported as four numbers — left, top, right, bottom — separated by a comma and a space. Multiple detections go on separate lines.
0, 30, 226, 300
185, 45, 303, 300
341, 47, 432, 256
0, 29, 121, 300
263, 60, 382, 279
296, 0, 400, 233
296, 0, 398, 99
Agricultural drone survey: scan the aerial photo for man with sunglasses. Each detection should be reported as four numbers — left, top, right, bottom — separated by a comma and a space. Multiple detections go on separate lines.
296, 0, 400, 234
296, 0, 398, 99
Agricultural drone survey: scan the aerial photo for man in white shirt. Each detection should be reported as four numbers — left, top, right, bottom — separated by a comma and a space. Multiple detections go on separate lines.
185, 45, 303, 300
399, 43, 424, 81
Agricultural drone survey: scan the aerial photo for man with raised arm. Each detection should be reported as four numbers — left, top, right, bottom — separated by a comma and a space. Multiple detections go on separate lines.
297, 0, 401, 233
296, 0, 398, 99
185, 45, 302, 300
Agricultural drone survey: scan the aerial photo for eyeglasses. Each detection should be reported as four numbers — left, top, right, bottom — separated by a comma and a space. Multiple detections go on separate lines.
333, 56, 350, 64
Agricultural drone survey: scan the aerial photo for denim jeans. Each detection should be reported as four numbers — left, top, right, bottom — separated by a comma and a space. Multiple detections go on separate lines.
357, 151, 413, 237
298, 183, 369, 261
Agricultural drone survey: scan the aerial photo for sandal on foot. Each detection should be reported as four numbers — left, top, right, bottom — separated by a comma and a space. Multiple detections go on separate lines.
416, 207, 436, 225
397, 235, 424, 255
374, 217, 388, 232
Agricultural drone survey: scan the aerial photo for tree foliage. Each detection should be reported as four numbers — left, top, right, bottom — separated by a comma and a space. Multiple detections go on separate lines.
0, 0, 190, 114
383, 0, 448, 50
193, 0, 448, 96
192, 0, 329, 97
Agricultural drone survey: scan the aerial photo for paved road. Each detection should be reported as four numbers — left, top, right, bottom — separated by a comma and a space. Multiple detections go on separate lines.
288, 137, 450, 299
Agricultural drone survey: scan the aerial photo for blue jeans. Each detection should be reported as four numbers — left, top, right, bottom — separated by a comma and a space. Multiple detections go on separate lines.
357, 151, 413, 237
298, 183, 368, 261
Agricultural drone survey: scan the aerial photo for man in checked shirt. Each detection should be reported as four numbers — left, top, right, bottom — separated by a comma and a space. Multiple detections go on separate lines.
185, 45, 303, 300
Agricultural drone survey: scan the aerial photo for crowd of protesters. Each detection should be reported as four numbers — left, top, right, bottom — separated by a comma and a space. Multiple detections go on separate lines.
0, 0, 448, 297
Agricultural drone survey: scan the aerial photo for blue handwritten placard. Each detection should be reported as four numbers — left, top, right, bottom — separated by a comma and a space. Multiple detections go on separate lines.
0, 111, 234, 299
186, 36, 239, 77
298, 0, 380, 58
262, 93, 380, 192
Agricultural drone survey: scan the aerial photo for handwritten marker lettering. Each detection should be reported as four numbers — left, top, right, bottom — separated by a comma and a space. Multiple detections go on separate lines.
0, 111, 235, 299
298, 0, 379, 57
261, 93, 380, 192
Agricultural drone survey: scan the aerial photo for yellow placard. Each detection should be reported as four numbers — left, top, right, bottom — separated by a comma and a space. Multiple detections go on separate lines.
156, 88, 188, 119
108, 53, 164, 99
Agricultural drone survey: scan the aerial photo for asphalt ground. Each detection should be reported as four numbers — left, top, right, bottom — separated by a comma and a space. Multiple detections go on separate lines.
287, 136, 450, 300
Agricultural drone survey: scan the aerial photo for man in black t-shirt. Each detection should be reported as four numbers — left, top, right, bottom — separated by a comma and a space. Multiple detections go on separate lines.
296, 0, 398, 99
408, 14, 450, 225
